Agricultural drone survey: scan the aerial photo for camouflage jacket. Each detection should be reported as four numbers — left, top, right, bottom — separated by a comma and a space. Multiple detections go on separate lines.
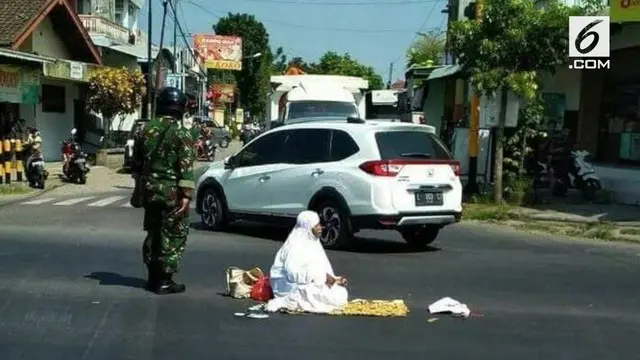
132, 117, 196, 207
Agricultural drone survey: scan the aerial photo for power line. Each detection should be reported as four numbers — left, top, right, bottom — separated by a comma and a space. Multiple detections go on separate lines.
166, 0, 206, 77
388, 0, 445, 65
184, 0, 432, 33
231, 0, 438, 5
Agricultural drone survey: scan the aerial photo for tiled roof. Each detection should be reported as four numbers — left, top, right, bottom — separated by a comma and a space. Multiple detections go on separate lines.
0, 0, 49, 45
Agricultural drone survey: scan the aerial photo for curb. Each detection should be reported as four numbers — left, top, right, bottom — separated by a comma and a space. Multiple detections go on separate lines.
517, 213, 640, 228
0, 183, 67, 208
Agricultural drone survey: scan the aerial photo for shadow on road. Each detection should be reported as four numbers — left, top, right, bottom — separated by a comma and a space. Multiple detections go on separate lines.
190, 221, 440, 254
84, 271, 147, 289
114, 185, 134, 190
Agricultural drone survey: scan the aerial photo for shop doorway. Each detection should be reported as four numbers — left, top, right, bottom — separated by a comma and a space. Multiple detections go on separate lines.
73, 99, 86, 143
0, 102, 20, 139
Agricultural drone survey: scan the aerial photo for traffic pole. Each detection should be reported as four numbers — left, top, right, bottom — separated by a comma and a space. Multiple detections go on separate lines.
0, 139, 4, 185
3, 139, 11, 184
14, 139, 23, 182
464, 0, 483, 194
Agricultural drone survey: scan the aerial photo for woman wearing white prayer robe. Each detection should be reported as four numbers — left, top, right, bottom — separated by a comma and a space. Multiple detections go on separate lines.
265, 211, 349, 314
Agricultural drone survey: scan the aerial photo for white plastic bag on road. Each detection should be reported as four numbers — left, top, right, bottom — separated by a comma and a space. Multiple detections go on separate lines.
428, 297, 471, 318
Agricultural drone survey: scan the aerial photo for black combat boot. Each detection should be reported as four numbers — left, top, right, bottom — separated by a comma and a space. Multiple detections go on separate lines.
145, 263, 160, 291
153, 272, 186, 295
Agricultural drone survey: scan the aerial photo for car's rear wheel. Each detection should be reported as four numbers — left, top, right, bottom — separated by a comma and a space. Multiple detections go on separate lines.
199, 187, 227, 230
219, 137, 230, 148
400, 225, 440, 248
314, 200, 352, 250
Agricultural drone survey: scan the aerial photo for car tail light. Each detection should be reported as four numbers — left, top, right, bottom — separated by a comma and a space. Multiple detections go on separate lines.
359, 161, 405, 176
359, 160, 461, 177
450, 162, 460, 177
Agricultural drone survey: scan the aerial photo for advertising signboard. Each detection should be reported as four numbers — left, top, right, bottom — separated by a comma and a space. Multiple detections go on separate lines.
193, 34, 243, 71
611, 0, 640, 23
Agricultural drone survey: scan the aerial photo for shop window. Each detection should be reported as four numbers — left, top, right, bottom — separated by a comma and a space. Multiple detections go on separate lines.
41, 84, 66, 113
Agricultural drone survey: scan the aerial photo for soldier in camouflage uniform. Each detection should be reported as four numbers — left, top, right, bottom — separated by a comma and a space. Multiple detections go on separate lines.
131, 87, 196, 295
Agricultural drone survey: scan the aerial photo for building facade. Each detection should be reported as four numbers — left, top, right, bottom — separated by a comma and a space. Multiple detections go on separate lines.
71, 0, 143, 132
0, 0, 103, 161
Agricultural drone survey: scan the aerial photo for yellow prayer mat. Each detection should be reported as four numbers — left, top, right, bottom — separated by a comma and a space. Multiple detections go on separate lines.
330, 299, 409, 317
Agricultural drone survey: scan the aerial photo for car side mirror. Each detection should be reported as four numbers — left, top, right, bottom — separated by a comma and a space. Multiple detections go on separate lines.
224, 156, 235, 169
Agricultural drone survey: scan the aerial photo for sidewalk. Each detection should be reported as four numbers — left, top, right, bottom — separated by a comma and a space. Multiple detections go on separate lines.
514, 204, 640, 227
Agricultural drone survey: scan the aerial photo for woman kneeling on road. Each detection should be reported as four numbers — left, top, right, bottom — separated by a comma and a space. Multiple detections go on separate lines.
265, 210, 348, 314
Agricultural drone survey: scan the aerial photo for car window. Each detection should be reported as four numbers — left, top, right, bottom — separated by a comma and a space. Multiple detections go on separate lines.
330, 130, 359, 161
287, 101, 359, 120
280, 129, 331, 164
375, 130, 452, 160
235, 131, 288, 167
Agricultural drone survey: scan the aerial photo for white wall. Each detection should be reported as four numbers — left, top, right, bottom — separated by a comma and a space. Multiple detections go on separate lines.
538, 67, 582, 111
31, 18, 72, 59
27, 16, 79, 161
424, 79, 445, 136
28, 80, 77, 162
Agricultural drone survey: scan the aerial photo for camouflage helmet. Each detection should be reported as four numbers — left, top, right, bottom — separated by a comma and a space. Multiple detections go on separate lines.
156, 87, 187, 118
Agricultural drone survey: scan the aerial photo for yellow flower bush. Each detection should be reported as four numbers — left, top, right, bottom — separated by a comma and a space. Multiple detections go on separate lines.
86, 67, 146, 120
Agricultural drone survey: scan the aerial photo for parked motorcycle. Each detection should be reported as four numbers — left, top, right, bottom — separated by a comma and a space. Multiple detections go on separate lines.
62, 128, 90, 184
552, 149, 601, 200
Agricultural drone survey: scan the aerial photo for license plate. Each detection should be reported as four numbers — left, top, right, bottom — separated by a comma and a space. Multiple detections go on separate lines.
415, 191, 443, 206
31, 161, 44, 166
75, 159, 85, 164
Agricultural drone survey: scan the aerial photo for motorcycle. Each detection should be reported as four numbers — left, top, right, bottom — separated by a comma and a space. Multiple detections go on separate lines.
552, 149, 601, 200
61, 128, 90, 184
26, 153, 47, 189
195, 136, 216, 161
240, 127, 259, 145
21, 129, 48, 189
218, 135, 231, 148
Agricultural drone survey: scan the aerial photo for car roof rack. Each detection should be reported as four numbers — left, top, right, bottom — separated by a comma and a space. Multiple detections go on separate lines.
346, 117, 366, 124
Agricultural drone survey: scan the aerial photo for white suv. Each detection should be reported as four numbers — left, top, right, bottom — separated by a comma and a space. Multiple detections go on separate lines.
194, 118, 462, 249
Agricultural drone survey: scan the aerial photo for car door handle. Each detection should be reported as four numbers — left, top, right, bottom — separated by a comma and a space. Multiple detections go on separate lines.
259, 175, 270, 182
310, 169, 324, 177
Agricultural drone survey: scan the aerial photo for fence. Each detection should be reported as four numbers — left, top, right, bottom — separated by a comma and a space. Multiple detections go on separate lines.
0, 137, 25, 185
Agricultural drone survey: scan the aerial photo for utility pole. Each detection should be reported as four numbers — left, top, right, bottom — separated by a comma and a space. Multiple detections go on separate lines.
173, 0, 177, 74
387, 62, 393, 89
146, 0, 153, 119
151, 0, 169, 119
464, 0, 483, 194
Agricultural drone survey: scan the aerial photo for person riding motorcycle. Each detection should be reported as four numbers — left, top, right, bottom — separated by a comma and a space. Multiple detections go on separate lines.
23, 127, 43, 171
61, 129, 79, 174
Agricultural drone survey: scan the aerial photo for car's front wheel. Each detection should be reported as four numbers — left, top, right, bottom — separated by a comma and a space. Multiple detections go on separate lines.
400, 225, 440, 248
314, 200, 353, 250
199, 187, 227, 230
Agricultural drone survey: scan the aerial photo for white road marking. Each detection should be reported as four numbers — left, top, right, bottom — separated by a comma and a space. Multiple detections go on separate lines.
21, 197, 56, 205
53, 196, 97, 206
87, 196, 126, 207
121, 201, 132, 208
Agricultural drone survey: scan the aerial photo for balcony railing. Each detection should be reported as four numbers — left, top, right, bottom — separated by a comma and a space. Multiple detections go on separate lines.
79, 15, 131, 45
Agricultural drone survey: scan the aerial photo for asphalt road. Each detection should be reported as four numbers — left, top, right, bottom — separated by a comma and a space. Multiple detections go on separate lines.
1, 190, 639, 359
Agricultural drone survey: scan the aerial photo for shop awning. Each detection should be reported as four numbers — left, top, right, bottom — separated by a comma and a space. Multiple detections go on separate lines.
0, 48, 55, 64
427, 65, 462, 81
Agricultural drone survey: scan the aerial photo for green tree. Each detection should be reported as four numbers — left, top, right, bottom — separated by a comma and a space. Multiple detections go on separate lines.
312, 51, 384, 90
449, 0, 577, 202
406, 30, 445, 68
288, 57, 314, 73
271, 46, 287, 75
213, 13, 271, 118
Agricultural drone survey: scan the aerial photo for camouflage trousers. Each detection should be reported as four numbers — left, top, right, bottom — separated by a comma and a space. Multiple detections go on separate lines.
142, 204, 190, 274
